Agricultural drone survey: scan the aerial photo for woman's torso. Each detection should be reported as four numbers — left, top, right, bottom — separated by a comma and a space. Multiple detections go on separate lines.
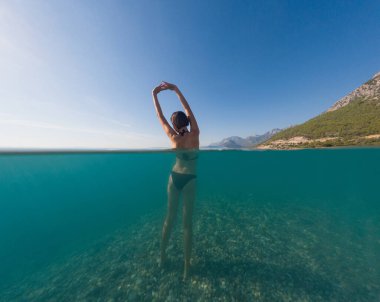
171, 132, 199, 174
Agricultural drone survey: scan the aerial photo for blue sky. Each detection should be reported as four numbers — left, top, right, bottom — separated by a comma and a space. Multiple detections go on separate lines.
1, 0, 379, 149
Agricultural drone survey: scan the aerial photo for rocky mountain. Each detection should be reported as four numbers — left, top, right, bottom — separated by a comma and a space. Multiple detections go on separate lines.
208, 129, 281, 149
258, 72, 380, 149
328, 71, 380, 112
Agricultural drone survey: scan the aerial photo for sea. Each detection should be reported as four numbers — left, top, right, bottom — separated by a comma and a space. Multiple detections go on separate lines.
0, 148, 379, 301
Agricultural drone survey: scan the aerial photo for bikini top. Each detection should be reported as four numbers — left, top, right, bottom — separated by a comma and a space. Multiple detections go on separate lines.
178, 129, 188, 136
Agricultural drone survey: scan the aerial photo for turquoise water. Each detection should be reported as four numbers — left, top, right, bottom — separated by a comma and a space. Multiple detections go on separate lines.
0, 149, 379, 301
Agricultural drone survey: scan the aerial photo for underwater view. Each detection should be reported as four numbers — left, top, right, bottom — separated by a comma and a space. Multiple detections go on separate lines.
0, 148, 379, 301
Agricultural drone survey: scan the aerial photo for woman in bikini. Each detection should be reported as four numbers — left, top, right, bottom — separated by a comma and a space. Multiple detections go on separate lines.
152, 81, 200, 279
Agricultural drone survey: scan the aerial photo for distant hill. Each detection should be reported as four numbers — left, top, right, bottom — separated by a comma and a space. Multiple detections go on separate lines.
208, 129, 281, 149
259, 72, 380, 149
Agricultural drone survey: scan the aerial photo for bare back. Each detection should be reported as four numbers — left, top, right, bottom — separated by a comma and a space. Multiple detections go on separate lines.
171, 131, 199, 174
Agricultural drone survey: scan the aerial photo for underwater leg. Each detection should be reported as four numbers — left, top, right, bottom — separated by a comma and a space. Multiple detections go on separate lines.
161, 174, 180, 267
182, 178, 196, 279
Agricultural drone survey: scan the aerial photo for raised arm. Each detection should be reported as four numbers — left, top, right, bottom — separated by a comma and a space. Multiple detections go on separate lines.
152, 85, 177, 138
161, 82, 200, 134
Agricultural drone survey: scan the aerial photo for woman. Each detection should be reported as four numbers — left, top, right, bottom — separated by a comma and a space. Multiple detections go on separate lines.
152, 81, 200, 280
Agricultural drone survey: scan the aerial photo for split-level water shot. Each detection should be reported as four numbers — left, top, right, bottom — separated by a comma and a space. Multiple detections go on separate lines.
1, 1, 380, 301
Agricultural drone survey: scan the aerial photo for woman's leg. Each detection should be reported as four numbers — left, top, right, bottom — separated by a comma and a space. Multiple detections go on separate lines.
160, 174, 180, 266
182, 178, 196, 279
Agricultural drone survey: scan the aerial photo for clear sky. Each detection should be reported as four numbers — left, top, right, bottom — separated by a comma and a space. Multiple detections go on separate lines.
1, 0, 379, 149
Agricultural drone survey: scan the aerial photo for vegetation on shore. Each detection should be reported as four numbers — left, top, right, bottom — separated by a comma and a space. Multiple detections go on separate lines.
261, 97, 380, 149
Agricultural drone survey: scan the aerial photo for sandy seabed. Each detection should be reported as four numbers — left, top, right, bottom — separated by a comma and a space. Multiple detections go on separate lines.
2, 196, 379, 302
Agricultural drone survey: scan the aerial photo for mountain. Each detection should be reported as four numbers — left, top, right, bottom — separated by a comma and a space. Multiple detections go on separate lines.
208, 129, 281, 149
258, 72, 380, 149
246, 129, 282, 145
327, 71, 380, 112
208, 136, 251, 149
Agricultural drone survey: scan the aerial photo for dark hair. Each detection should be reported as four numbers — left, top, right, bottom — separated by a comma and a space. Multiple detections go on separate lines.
171, 111, 189, 129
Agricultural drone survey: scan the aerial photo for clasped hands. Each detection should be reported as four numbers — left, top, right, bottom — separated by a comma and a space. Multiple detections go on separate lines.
152, 81, 177, 95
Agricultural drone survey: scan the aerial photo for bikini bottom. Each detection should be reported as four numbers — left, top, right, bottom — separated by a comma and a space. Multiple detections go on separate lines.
170, 171, 197, 191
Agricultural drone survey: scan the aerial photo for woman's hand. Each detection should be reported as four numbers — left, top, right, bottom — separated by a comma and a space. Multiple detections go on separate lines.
152, 81, 178, 95
152, 83, 165, 95
160, 81, 177, 91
